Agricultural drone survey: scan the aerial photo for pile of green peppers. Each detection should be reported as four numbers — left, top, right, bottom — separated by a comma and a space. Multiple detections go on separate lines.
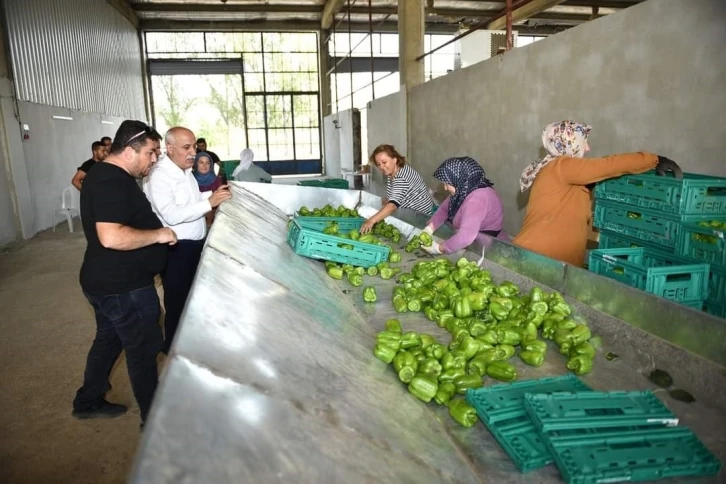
390, 257, 596, 377
371, 220, 402, 244
298, 204, 359, 218
325, 261, 401, 285
404, 232, 433, 253
373, 319, 480, 428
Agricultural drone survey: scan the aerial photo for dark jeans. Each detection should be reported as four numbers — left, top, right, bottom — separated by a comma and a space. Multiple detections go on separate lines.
73, 285, 162, 422
161, 239, 203, 353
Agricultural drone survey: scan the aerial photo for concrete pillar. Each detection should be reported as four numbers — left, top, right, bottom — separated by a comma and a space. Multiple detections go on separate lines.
398, 0, 425, 90
318, 30, 332, 118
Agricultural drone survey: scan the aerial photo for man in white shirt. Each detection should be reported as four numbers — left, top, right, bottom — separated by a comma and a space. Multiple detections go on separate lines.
143, 126, 231, 353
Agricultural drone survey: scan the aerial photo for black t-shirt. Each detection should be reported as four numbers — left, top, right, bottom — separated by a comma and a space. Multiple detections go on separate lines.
79, 163, 168, 296
78, 158, 97, 173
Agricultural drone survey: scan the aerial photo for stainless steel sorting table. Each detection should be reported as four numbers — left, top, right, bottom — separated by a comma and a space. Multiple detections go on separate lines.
130, 183, 726, 483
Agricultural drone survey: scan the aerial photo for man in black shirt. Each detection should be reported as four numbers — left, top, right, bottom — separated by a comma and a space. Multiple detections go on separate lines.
101, 136, 112, 153
72, 120, 177, 425
71, 141, 107, 191
195, 137, 221, 165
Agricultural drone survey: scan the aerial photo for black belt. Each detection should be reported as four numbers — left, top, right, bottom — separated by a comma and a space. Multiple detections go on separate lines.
480, 229, 501, 237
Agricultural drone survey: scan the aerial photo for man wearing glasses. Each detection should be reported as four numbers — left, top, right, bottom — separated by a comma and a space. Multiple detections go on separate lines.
73, 120, 177, 426
144, 126, 231, 354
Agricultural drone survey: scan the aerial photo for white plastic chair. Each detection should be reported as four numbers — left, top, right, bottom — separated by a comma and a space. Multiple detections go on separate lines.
53, 186, 81, 233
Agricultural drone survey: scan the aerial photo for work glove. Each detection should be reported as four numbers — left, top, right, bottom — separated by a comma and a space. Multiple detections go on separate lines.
422, 224, 434, 235
422, 241, 443, 255
655, 156, 683, 179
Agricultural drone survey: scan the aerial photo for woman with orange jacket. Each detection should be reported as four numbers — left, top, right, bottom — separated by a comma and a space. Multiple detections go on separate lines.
513, 120, 682, 267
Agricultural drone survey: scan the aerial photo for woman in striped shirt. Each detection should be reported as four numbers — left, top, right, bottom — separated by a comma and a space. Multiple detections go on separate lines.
360, 144, 435, 234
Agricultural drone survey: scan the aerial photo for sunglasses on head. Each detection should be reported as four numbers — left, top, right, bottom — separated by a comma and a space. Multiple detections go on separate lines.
124, 125, 156, 147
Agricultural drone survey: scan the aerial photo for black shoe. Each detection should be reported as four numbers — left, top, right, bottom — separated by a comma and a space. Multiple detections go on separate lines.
72, 400, 128, 420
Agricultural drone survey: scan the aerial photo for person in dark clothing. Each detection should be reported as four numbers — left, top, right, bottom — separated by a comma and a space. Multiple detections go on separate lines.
195, 137, 221, 165
72, 141, 108, 191
101, 136, 112, 153
72, 120, 177, 425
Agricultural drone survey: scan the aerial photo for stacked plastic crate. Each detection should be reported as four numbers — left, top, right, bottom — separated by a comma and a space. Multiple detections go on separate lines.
466, 375, 722, 481
592, 171, 726, 317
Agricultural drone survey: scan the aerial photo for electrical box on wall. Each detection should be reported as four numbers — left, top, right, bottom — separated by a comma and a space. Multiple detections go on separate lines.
458, 30, 519, 68
22, 124, 29, 141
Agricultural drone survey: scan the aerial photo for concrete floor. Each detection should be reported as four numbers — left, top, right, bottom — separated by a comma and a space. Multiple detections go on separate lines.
0, 222, 155, 483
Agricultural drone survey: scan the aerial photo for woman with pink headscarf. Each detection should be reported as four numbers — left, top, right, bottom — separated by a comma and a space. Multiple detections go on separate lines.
513, 120, 682, 267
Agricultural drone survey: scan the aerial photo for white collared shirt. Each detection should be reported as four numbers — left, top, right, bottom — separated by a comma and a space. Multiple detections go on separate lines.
143, 156, 213, 241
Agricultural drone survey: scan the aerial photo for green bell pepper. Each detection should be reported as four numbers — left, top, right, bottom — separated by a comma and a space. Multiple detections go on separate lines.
393, 298, 408, 313
530, 301, 549, 316
373, 344, 397, 364
554, 329, 573, 347
439, 368, 466, 383
393, 351, 418, 382
436, 309, 455, 328
418, 334, 435, 350
557, 319, 577, 331
409, 348, 426, 363
542, 318, 559, 339
298, 206, 310, 215
388, 251, 402, 263
400, 332, 421, 350
523, 339, 548, 353
362, 286, 377, 303
571, 324, 592, 345
425, 343, 447, 361
486, 361, 518, 382
407, 299, 422, 314
495, 281, 519, 297
519, 322, 538, 342
529, 287, 545, 303
566, 354, 593, 375
408, 375, 438, 403
459, 336, 482, 361
419, 232, 433, 247
477, 348, 505, 364
354, 267, 366, 275
453, 374, 483, 394
322, 222, 339, 235
570, 342, 596, 359
419, 357, 443, 378
327, 266, 344, 280
467, 355, 488, 377
347, 272, 363, 287
496, 329, 521, 346
376, 330, 401, 350
477, 330, 499, 346
385, 319, 402, 334
519, 350, 545, 367
453, 297, 473, 319
434, 382, 457, 406
467, 292, 487, 311
367, 266, 378, 276
498, 344, 516, 360
424, 307, 438, 322
489, 297, 513, 320
381, 267, 399, 280
449, 398, 478, 428
441, 350, 467, 370
467, 319, 488, 338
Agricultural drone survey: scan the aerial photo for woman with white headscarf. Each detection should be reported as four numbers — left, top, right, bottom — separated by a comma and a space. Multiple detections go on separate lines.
513, 120, 682, 267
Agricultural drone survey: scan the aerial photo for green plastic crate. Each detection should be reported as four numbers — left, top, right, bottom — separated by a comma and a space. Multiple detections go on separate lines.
221, 160, 240, 179
287, 218, 389, 268
676, 221, 726, 267
595, 171, 726, 216
465, 375, 591, 472
588, 247, 710, 303
598, 230, 675, 253
600, 231, 725, 307
297, 178, 349, 190
594, 200, 715, 250
293, 213, 365, 233
542, 426, 721, 483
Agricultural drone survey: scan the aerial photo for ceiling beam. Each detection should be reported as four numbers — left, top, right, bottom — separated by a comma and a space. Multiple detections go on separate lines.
138, 19, 570, 36
106, 0, 139, 28
321, 0, 345, 29
563, 0, 639, 7
487, 0, 566, 30
133, 3, 320, 13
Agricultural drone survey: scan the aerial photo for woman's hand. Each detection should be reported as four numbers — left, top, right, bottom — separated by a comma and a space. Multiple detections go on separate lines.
422, 242, 443, 255
360, 218, 377, 234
